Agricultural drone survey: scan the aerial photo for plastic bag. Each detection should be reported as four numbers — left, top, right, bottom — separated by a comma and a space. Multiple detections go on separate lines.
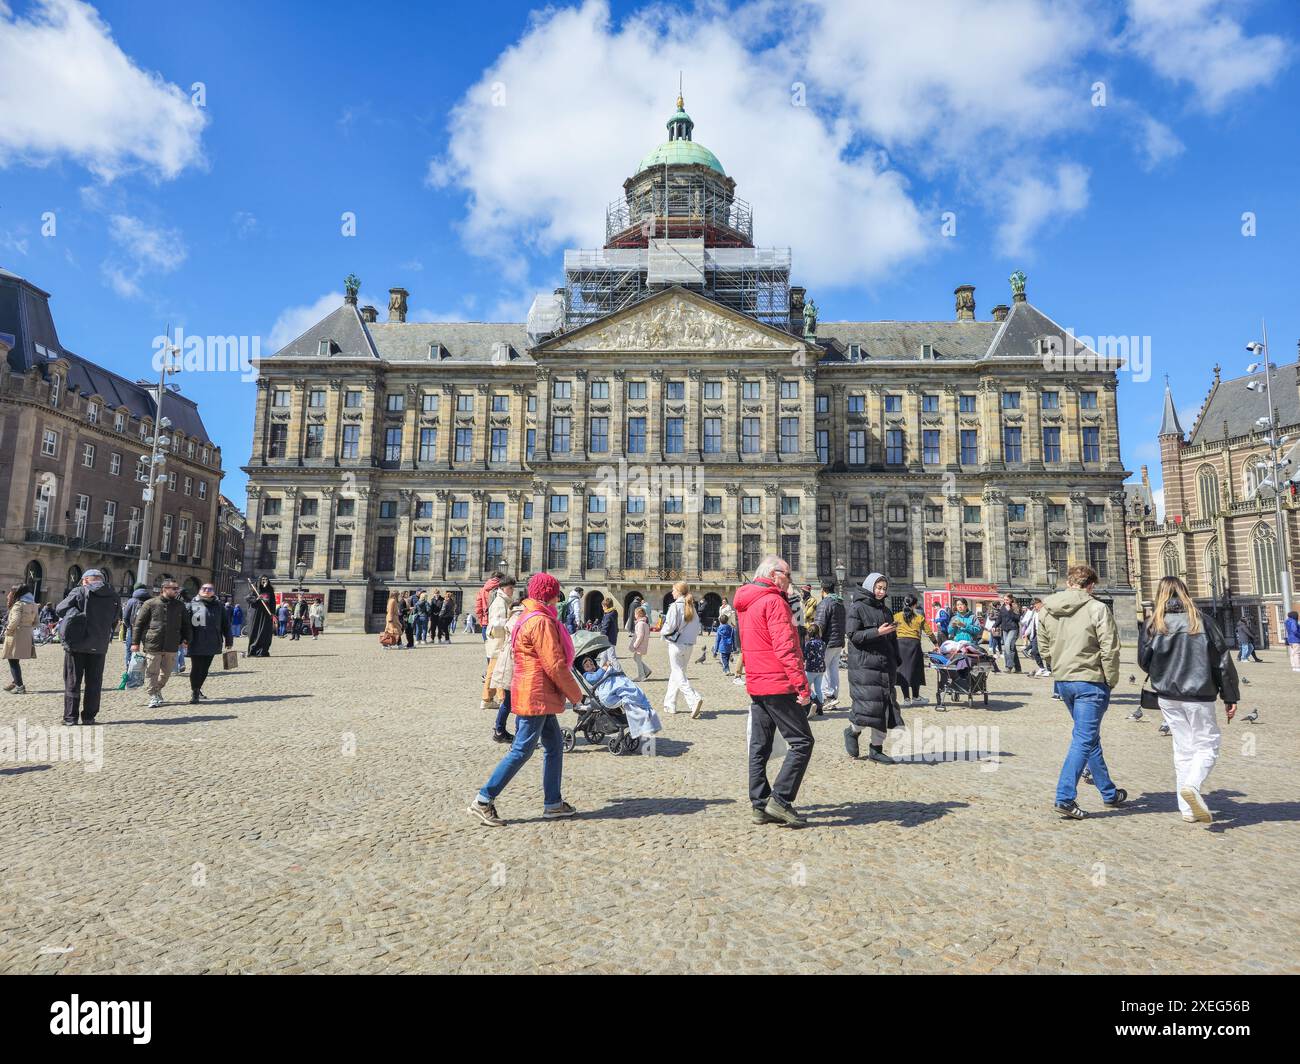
125, 651, 146, 688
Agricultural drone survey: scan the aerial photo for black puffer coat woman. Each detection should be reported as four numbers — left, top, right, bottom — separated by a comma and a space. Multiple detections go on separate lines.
844, 571, 903, 765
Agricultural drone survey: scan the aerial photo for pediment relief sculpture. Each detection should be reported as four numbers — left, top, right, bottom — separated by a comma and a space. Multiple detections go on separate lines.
558, 297, 794, 353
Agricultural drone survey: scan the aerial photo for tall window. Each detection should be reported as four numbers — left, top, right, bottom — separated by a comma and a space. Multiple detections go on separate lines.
1042, 427, 1061, 463
780, 417, 800, 454
1087, 542, 1109, 580
257, 533, 277, 568
82, 442, 96, 468
1009, 541, 1029, 579
626, 417, 646, 453
420, 428, 439, 462
304, 425, 324, 458
293, 532, 312, 567
101, 500, 117, 543
384, 427, 402, 463
1049, 541, 1069, 578
885, 429, 905, 465
375, 537, 396, 572
887, 541, 908, 580
1081, 427, 1100, 463
780, 535, 800, 571
1253, 527, 1280, 594
847, 430, 866, 465
342, 425, 360, 459
161, 514, 173, 554
704, 418, 722, 453
484, 537, 504, 570
410, 537, 431, 570
741, 418, 761, 453
850, 539, 870, 577
964, 542, 984, 579
74, 495, 90, 539
589, 417, 609, 453
268, 424, 288, 458
742, 535, 762, 572
922, 430, 940, 465
547, 532, 568, 569
1197, 466, 1220, 518
455, 428, 473, 462
127, 507, 142, 549
702, 535, 721, 570
448, 538, 467, 571
1003, 427, 1022, 463
332, 535, 352, 569
665, 418, 684, 454
624, 533, 644, 568
490, 428, 508, 462
551, 416, 571, 453
960, 430, 978, 464
816, 430, 829, 464
926, 541, 945, 580
586, 532, 607, 569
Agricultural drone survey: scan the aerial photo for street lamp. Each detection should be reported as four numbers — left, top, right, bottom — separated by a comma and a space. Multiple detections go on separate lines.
134, 332, 182, 588
1046, 565, 1059, 589
1244, 328, 1294, 627
834, 560, 846, 590
295, 561, 307, 592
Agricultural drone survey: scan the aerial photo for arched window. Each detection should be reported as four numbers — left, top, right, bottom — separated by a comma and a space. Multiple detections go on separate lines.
1243, 454, 1267, 497
1253, 526, 1280, 595
65, 565, 82, 594
1160, 542, 1180, 578
1204, 539, 1221, 598
1196, 466, 1219, 518
24, 560, 43, 601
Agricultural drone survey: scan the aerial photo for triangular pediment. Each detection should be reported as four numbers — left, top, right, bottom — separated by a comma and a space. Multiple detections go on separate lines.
540, 287, 804, 355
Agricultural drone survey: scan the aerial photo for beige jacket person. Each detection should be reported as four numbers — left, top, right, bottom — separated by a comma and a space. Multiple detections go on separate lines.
3, 600, 38, 660
1037, 587, 1120, 689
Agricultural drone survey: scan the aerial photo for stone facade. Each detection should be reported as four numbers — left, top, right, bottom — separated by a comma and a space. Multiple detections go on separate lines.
212, 494, 248, 598
0, 269, 224, 605
1126, 368, 1300, 643
245, 280, 1134, 635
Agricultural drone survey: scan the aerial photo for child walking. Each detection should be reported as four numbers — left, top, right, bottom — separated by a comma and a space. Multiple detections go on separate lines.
803, 623, 827, 716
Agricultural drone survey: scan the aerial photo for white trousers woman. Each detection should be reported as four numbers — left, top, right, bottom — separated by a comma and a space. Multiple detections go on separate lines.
664, 640, 702, 715
1158, 696, 1221, 821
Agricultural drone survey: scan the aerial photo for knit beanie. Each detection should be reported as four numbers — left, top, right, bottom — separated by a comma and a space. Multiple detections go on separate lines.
527, 572, 560, 603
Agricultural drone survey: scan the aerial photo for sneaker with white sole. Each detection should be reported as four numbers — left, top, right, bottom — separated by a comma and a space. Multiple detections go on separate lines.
543, 801, 578, 820
691, 698, 704, 719
147, 695, 163, 708
1179, 786, 1212, 823
467, 799, 506, 827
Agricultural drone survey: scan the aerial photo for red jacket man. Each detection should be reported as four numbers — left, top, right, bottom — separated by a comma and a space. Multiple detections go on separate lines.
734, 580, 811, 701
733, 557, 815, 828
475, 573, 502, 629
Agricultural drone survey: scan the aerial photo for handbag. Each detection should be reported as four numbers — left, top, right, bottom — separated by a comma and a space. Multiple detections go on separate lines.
1140, 685, 1160, 710
222, 648, 239, 670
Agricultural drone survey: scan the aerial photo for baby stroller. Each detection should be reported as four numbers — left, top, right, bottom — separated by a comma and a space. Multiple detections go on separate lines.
561, 631, 640, 755
928, 643, 993, 708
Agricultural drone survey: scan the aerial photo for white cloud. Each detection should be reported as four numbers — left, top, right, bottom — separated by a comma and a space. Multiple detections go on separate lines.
996, 163, 1090, 257
267, 292, 352, 353
0, 0, 206, 180
1124, 0, 1289, 111
429, 0, 928, 288
1, 229, 30, 257
1151, 486, 1165, 522
1134, 114, 1185, 169
100, 213, 186, 299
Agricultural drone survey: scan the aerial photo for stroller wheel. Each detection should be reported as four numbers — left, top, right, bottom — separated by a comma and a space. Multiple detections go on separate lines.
607, 734, 623, 754
560, 727, 576, 753
620, 733, 640, 755
584, 730, 602, 745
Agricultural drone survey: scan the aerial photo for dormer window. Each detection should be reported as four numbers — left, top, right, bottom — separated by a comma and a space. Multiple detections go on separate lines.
848, 343, 861, 361
920, 343, 934, 359
1036, 337, 1055, 358
114, 411, 126, 432
428, 342, 448, 360
318, 339, 330, 357
491, 341, 512, 364
87, 401, 99, 424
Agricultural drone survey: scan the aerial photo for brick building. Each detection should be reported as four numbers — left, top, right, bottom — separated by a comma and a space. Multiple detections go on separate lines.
0, 267, 224, 604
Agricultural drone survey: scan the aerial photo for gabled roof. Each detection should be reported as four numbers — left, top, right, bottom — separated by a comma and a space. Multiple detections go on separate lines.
0, 265, 213, 444
1189, 363, 1300, 444
983, 298, 1098, 362
267, 302, 379, 361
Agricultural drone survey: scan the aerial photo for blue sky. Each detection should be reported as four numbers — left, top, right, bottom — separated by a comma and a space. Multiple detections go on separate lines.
1, 0, 1297, 510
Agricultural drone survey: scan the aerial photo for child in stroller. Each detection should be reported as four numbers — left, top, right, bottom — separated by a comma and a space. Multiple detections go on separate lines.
561, 631, 662, 754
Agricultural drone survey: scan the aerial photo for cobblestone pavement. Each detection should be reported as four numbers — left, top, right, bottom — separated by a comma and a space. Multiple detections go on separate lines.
1, 633, 1296, 974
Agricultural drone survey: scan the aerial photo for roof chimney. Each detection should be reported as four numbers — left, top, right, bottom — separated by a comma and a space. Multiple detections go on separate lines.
359, 305, 377, 323
954, 284, 975, 322
388, 287, 409, 324
991, 304, 1010, 323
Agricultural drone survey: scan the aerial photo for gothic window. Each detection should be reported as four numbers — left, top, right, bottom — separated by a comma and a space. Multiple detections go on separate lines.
1197, 466, 1219, 518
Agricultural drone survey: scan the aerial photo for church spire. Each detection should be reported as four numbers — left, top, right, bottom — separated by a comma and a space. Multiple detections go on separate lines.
668, 77, 694, 142
1158, 376, 1184, 438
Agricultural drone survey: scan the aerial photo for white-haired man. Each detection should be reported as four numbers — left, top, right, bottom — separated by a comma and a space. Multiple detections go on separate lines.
733, 555, 814, 828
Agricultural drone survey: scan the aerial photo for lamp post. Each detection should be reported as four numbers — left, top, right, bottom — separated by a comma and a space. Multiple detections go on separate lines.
134, 333, 181, 588
1046, 565, 1059, 590
1246, 324, 1294, 629
294, 561, 307, 593
834, 560, 846, 592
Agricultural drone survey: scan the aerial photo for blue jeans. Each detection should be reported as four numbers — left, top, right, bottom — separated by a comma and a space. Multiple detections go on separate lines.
720, 651, 732, 673
1239, 643, 1253, 661
1055, 681, 1117, 804
809, 671, 824, 702
478, 712, 563, 807
123, 625, 133, 668
494, 689, 512, 733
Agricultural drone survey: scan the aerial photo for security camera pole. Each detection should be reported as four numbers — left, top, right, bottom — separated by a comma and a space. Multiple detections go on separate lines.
134, 331, 182, 588
1246, 321, 1293, 625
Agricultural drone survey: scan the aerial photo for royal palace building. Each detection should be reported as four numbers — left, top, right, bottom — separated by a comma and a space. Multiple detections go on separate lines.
0, 267, 225, 603
245, 97, 1135, 635
1125, 369, 1300, 643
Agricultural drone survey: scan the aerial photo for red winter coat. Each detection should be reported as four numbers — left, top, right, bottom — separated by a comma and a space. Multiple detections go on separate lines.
733, 579, 810, 700
474, 577, 500, 627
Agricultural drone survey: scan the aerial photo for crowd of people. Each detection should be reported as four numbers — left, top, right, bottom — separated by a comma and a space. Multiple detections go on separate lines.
463, 559, 1264, 831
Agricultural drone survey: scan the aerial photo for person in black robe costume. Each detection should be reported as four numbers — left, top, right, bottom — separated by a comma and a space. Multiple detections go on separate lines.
246, 577, 277, 657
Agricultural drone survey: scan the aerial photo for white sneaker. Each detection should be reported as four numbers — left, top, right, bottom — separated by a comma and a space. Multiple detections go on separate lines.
1179, 786, 1213, 823
732, 677, 745, 686
148, 695, 163, 708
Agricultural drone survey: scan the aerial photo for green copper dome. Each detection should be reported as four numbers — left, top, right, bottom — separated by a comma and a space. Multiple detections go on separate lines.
636, 99, 726, 175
